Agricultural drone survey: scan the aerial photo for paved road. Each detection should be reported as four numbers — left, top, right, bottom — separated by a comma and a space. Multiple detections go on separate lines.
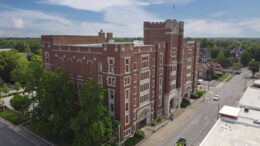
0, 122, 51, 146
161, 68, 251, 146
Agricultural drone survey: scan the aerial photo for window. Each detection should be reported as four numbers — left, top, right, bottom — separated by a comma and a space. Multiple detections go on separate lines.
77, 82, 82, 90
159, 98, 162, 106
141, 55, 149, 68
133, 86, 137, 95
98, 75, 103, 84
133, 111, 136, 120
125, 88, 130, 100
108, 58, 114, 73
125, 115, 129, 125
125, 58, 130, 73
45, 52, 49, 64
124, 76, 131, 86
140, 71, 149, 80
152, 90, 155, 99
107, 76, 116, 87
159, 78, 162, 86
140, 93, 150, 104
110, 103, 114, 112
152, 69, 155, 77
134, 62, 137, 70
125, 103, 129, 112
140, 83, 150, 92
98, 63, 102, 71
109, 89, 115, 99
152, 80, 155, 88
123, 128, 132, 138
133, 98, 136, 107
159, 68, 163, 75
160, 53, 163, 64
133, 74, 137, 83
159, 88, 162, 96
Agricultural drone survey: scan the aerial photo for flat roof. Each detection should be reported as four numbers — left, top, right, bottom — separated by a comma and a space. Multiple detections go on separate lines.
238, 86, 260, 110
219, 106, 240, 117
200, 120, 260, 146
57, 44, 103, 47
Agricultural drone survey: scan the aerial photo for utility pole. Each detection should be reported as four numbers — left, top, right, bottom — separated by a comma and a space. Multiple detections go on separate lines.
118, 124, 120, 146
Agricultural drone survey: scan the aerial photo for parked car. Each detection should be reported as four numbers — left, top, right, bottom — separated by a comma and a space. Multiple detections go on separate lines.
198, 79, 204, 84
213, 95, 220, 101
253, 120, 260, 125
175, 138, 186, 146
235, 70, 241, 74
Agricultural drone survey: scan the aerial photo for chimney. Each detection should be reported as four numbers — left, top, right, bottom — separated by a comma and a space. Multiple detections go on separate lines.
106, 32, 113, 42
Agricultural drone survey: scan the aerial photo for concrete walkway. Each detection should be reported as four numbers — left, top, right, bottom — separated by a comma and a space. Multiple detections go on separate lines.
138, 90, 215, 146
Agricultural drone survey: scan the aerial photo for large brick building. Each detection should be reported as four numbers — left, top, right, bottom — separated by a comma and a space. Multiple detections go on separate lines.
42, 19, 200, 142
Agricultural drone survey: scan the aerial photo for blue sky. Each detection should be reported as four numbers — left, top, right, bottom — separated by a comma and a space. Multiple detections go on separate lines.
0, 0, 260, 38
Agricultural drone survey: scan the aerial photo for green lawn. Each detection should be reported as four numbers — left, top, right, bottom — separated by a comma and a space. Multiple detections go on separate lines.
0, 109, 26, 124
226, 76, 233, 82
217, 75, 228, 81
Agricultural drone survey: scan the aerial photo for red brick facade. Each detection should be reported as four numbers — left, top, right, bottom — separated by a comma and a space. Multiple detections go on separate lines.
42, 19, 200, 142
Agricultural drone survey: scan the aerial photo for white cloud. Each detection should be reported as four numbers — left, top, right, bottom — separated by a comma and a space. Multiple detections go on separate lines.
12, 18, 25, 30
239, 18, 260, 33
184, 19, 242, 37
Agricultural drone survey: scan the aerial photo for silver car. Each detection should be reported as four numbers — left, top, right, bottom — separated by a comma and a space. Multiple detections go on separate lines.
213, 95, 220, 101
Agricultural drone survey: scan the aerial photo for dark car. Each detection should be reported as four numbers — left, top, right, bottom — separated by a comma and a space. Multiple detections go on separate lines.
235, 70, 241, 74
175, 138, 186, 146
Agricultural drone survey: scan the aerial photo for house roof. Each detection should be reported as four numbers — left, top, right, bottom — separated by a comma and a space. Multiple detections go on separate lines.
199, 62, 222, 73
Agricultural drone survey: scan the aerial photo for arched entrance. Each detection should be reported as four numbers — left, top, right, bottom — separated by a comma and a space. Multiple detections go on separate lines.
137, 107, 151, 129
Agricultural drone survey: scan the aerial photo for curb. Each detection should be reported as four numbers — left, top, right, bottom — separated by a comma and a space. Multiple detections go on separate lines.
20, 123, 55, 146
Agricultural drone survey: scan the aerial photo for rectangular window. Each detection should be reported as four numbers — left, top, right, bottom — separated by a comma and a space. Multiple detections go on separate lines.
152, 80, 155, 88
110, 103, 114, 112
107, 76, 116, 87
152, 90, 155, 99
159, 68, 163, 75
133, 111, 136, 120
125, 58, 130, 73
152, 69, 155, 77
125, 115, 129, 125
125, 103, 129, 112
134, 62, 137, 70
133, 74, 137, 83
125, 88, 130, 100
160, 53, 163, 64
108, 58, 114, 73
140, 93, 150, 104
98, 75, 103, 84
124, 76, 131, 86
159, 77, 162, 86
133, 86, 137, 95
140, 83, 150, 92
133, 98, 136, 107
140, 71, 150, 80
45, 52, 49, 64
98, 63, 102, 71
141, 55, 149, 68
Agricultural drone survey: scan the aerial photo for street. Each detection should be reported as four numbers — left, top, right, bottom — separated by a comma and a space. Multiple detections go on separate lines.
0, 121, 51, 146
161, 68, 251, 146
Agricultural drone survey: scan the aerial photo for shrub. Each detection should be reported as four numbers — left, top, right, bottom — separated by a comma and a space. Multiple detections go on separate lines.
190, 93, 199, 99
151, 120, 157, 126
196, 90, 206, 98
135, 130, 145, 139
182, 97, 190, 104
181, 101, 189, 108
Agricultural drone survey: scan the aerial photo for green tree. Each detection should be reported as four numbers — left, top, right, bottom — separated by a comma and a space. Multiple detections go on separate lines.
233, 63, 243, 70
2, 84, 10, 95
209, 47, 220, 59
14, 82, 22, 92
248, 60, 259, 78
241, 51, 251, 66
31, 69, 77, 143
71, 79, 119, 146
216, 51, 226, 66
0, 50, 29, 83
224, 49, 232, 58
10, 94, 31, 116
14, 42, 30, 52
255, 48, 260, 62
206, 65, 214, 80
223, 57, 234, 68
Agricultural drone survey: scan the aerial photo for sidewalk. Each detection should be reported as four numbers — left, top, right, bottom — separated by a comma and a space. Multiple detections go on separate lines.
0, 117, 54, 146
138, 91, 215, 146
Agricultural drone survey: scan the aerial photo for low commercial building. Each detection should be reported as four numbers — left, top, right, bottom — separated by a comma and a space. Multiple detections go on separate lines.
200, 105, 260, 146
238, 80, 260, 111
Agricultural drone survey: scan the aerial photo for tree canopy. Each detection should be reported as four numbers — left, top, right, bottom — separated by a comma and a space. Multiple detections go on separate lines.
10, 94, 31, 115
71, 79, 119, 146
248, 60, 259, 77
209, 47, 220, 59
